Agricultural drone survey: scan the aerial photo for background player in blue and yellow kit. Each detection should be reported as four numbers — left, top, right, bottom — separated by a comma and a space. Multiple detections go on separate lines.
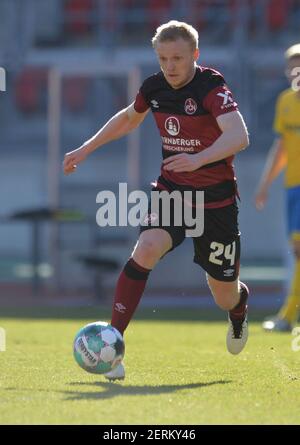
256, 44, 300, 332
64, 21, 249, 379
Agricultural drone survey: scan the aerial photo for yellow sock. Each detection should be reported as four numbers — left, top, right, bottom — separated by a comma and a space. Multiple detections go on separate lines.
278, 259, 300, 324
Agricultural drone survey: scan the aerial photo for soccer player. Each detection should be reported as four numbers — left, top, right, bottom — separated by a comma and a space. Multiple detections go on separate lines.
255, 44, 300, 332
64, 21, 249, 380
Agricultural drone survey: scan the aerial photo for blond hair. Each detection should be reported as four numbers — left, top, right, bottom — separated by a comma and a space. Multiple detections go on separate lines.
285, 43, 300, 60
152, 20, 198, 51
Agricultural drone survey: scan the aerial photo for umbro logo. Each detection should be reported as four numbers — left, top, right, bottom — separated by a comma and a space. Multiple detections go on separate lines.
115, 303, 126, 313
151, 100, 159, 108
223, 269, 234, 277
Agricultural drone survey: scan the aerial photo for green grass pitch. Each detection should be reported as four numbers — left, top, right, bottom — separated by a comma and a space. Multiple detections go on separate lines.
0, 306, 300, 425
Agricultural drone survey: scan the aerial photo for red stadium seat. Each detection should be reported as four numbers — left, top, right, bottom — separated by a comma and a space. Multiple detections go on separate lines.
148, 0, 172, 31
64, 0, 94, 35
62, 77, 89, 112
190, 1, 208, 32
266, 0, 292, 30
15, 68, 48, 113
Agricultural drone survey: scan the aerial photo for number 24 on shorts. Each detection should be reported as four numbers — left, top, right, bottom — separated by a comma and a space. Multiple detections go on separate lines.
209, 241, 236, 266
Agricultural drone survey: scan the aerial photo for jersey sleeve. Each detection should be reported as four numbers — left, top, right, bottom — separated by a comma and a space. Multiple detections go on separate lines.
133, 82, 150, 113
203, 84, 239, 118
273, 94, 285, 135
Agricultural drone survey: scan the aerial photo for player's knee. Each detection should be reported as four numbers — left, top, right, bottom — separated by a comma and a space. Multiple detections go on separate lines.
134, 239, 163, 263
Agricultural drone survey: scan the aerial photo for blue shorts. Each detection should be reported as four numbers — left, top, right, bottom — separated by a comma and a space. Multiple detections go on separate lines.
286, 185, 300, 238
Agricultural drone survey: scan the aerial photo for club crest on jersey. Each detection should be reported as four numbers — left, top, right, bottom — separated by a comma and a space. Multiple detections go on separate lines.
184, 98, 197, 115
165, 117, 180, 136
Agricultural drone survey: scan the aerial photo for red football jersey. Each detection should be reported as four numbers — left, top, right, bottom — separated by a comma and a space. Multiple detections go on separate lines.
134, 65, 239, 208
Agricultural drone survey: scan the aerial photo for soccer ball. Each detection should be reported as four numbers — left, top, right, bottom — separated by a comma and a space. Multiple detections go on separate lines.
73, 321, 125, 374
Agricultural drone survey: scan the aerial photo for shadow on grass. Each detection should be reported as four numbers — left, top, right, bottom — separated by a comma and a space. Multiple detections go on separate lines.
5, 380, 232, 403
62, 380, 232, 401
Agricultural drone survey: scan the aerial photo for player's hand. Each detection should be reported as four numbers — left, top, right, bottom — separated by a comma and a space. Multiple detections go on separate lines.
63, 146, 88, 175
255, 187, 268, 210
162, 153, 202, 173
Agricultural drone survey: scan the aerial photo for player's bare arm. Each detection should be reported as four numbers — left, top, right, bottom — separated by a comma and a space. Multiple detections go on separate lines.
255, 137, 287, 210
63, 103, 149, 175
163, 110, 249, 173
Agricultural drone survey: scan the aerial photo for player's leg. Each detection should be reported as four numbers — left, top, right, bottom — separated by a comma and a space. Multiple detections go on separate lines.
193, 202, 249, 354
277, 238, 300, 325
111, 228, 172, 336
206, 274, 249, 354
105, 228, 172, 381
264, 238, 300, 332
263, 187, 300, 332
131, 228, 172, 269
106, 207, 186, 381
205, 275, 248, 321
206, 275, 239, 311
110, 183, 186, 338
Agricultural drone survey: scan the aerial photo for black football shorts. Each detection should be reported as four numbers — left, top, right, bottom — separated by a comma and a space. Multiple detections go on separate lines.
140, 190, 240, 282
